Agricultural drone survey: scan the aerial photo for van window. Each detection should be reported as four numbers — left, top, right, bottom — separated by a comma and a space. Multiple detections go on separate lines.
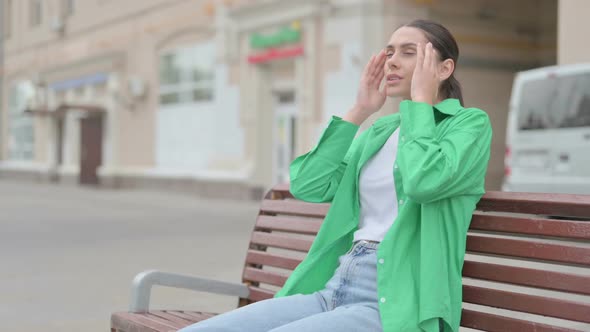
518, 71, 590, 130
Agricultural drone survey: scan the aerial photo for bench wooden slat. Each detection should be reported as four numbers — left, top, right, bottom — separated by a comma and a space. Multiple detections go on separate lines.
270, 184, 293, 199
150, 311, 197, 326
111, 312, 179, 332
243, 267, 289, 287
463, 285, 590, 323
470, 213, 590, 240
476, 192, 590, 218
255, 215, 322, 235
250, 231, 313, 252
248, 286, 275, 302
164, 310, 205, 324
466, 234, 590, 265
245, 250, 302, 270
260, 199, 330, 217
460, 309, 579, 332
145, 312, 189, 329
175, 311, 215, 322
273, 185, 590, 218
463, 260, 590, 295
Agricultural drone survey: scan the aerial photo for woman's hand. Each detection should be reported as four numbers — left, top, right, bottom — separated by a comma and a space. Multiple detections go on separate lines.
353, 50, 387, 117
411, 43, 440, 105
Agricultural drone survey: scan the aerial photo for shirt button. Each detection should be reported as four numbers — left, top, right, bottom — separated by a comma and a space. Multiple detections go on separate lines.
380, 297, 387, 303
401, 136, 406, 142
379, 258, 385, 264
399, 199, 404, 205
394, 164, 398, 169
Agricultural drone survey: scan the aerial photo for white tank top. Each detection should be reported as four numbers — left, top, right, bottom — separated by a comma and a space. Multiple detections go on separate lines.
353, 128, 400, 243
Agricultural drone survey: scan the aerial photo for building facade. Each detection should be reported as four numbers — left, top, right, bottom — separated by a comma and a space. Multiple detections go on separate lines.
1, 0, 579, 200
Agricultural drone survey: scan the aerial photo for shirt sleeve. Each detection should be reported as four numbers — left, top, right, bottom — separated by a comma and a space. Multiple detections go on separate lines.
289, 116, 363, 203
396, 100, 492, 203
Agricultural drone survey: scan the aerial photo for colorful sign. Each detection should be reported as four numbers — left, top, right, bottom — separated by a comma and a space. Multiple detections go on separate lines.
248, 21, 304, 64
247, 45, 304, 64
250, 21, 301, 49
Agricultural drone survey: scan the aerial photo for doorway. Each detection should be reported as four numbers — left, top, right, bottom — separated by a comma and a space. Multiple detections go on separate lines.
79, 115, 103, 185
273, 90, 297, 184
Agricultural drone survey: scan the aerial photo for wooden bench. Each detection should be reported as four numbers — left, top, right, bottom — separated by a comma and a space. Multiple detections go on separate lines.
111, 184, 590, 332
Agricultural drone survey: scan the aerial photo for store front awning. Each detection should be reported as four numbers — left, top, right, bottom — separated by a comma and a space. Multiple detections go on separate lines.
25, 103, 106, 117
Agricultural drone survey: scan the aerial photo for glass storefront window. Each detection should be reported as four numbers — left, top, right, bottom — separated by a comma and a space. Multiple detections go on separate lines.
159, 41, 215, 105
8, 82, 35, 160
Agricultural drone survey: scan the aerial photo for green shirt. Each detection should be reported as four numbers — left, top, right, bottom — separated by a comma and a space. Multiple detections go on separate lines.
274, 99, 493, 332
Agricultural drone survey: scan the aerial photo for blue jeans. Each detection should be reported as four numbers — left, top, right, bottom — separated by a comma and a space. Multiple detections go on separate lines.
179, 241, 443, 332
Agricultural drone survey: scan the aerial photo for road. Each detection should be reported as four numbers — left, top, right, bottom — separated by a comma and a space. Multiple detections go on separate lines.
0, 180, 259, 332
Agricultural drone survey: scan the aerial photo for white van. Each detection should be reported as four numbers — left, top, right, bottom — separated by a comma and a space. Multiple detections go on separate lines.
503, 63, 590, 194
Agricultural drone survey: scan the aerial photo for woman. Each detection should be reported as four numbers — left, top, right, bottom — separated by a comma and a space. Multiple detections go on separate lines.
180, 19, 492, 332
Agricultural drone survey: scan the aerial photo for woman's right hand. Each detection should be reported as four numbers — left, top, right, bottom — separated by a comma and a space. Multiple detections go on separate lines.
353, 50, 387, 117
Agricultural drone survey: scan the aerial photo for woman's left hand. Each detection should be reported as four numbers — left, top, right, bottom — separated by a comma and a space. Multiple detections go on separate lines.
411, 42, 440, 105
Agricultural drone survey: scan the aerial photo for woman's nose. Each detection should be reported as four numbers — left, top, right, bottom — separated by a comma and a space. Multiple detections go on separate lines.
386, 56, 398, 69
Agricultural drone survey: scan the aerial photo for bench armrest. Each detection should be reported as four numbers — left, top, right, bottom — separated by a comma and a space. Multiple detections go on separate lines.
129, 270, 250, 313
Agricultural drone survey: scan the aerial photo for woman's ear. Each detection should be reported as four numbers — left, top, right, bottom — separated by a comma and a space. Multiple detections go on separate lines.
438, 59, 455, 81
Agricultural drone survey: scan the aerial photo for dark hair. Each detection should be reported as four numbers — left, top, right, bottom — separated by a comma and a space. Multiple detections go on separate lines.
403, 19, 464, 106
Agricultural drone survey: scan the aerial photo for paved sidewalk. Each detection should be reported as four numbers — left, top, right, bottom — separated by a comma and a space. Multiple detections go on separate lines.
0, 180, 260, 332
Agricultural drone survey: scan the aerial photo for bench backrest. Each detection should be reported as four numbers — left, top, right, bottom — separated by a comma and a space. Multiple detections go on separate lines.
240, 184, 590, 331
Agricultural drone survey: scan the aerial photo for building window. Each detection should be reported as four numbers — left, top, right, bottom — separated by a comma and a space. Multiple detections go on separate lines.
159, 41, 215, 105
8, 82, 35, 160
3, 0, 12, 38
30, 0, 42, 27
61, 0, 74, 17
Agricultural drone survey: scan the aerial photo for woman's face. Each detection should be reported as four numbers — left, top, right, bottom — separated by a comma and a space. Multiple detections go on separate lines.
383, 26, 433, 99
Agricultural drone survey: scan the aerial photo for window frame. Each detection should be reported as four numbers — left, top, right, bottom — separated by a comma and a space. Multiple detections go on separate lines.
158, 40, 216, 106
7, 82, 35, 161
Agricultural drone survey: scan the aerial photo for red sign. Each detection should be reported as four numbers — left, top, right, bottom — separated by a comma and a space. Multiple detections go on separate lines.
247, 45, 304, 64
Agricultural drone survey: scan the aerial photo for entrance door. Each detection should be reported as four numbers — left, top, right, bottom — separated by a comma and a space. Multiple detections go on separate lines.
273, 91, 297, 184
79, 116, 103, 185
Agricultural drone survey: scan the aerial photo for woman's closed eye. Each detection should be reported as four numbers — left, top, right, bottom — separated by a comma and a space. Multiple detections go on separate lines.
385, 51, 415, 58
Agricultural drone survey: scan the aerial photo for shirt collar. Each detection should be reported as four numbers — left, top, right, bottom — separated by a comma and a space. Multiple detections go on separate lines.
372, 98, 462, 132
434, 98, 462, 116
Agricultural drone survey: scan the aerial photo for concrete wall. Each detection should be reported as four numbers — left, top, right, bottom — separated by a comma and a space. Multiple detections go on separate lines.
558, 0, 590, 65
457, 67, 515, 190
